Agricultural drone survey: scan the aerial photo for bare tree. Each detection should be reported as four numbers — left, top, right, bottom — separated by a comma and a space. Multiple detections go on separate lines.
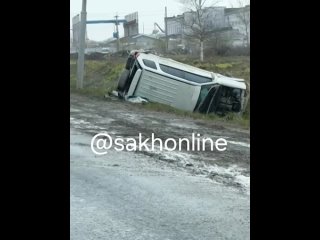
179, 0, 221, 61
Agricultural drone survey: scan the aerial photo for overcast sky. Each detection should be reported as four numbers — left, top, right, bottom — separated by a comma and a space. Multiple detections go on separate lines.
70, 0, 248, 41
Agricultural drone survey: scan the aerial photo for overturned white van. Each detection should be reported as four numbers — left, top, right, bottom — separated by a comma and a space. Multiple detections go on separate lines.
117, 50, 247, 115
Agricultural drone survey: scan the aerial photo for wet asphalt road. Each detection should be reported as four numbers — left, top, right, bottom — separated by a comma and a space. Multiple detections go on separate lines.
71, 129, 249, 240
70, 94, 250, 240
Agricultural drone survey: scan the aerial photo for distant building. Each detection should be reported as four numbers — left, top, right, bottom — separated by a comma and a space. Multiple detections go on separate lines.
166, 7, 227, 36
164, 7, 228, 52
164, 15, 184, 51
166, 15, 183, 36
225, 5, 250, 46
104, 34, 164, 53
164, 5, 250, 52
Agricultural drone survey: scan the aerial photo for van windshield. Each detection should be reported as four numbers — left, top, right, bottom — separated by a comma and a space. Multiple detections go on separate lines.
195, 84, 214, 109
195, 85, 243, 114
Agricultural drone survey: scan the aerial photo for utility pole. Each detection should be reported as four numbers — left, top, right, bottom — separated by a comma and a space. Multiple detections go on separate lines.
115, 14, 120, 52
77, 0, 87, 89
165, 6, 168, 53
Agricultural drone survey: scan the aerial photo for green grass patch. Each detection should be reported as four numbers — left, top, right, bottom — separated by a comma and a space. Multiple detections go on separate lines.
70, 59, 124, 97
141, 102, 249, 129
215, 63, 233, 69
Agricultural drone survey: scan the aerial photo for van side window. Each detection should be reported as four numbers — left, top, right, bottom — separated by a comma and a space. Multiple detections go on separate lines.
142, 59, 157, 69
159, 64, 211, 83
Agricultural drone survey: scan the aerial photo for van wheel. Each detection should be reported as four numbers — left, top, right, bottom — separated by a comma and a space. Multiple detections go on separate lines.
125, 56, 134, 70
117, 69, 130, 92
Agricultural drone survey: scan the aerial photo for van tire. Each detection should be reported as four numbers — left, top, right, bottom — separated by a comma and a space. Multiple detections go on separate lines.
125, 56, 134, 70
117, 70, 130, 91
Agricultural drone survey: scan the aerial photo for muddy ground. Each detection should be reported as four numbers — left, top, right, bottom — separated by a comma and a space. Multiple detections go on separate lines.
70, 93, 250, 193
